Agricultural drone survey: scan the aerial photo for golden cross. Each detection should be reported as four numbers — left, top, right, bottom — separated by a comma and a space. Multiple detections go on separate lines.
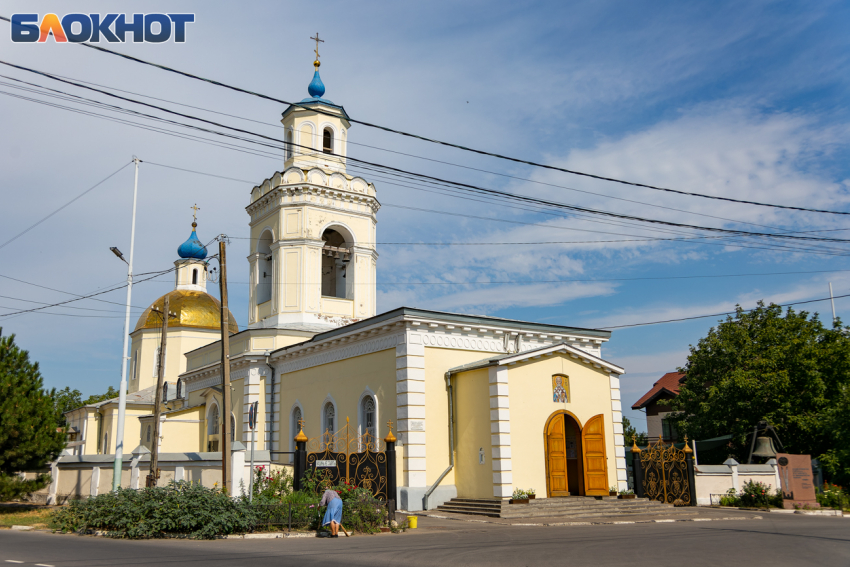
298, 418, 305, 430
310, 33, 324, 61
386, 420, 394, 431
190, 203, 200, 223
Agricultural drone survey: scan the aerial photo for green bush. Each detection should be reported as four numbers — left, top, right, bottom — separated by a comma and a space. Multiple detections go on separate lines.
738, 480, 783, 508
50, 481, 257, 539
817, 483, 849, 510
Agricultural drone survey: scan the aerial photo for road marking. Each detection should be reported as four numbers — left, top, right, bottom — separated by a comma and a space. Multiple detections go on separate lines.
5, 561, 24, 564
36, 564, 56, 567
654, 519, 676, 523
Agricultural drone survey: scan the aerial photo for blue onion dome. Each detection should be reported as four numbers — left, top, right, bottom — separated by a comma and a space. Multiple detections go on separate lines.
177, 222, 207, 259
308, 61, 326, 98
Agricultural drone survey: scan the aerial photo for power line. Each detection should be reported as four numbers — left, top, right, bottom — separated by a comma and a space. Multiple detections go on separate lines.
3, 85, 843, 259
0, 267, 176, 318
2, 19, 842, 217
0, 293, 145, 314
599, 292, 850, 329
3, 60, 847, 248
0, 72, 808, 234
0, 161, 130, 251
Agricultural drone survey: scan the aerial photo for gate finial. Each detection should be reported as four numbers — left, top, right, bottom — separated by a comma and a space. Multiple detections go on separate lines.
295, 418, 308, 442
682, 435, 693, 453
631, 439, 641, 453
384, 420, 397, 443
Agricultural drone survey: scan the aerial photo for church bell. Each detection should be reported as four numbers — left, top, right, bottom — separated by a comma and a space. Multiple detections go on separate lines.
751, 436, 778, 459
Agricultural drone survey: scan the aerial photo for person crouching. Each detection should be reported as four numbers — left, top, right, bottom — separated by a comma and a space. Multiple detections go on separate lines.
320, 488, 345, 537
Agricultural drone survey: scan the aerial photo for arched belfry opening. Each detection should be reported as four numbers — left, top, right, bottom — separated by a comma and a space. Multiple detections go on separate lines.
321, 228, 351, 299
257, 231, 273, 305
323, 127, 333, 154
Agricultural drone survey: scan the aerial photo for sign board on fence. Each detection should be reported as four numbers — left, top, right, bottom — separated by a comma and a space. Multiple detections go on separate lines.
316, 460, 336, 467
776, 453, 819, 509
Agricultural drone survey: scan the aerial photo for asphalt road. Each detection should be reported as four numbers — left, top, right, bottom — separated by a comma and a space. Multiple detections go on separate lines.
1, 514, 848, 567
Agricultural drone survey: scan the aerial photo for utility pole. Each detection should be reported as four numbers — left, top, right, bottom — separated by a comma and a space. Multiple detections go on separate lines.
219, 238, 232, 495
148, 294, 170, 487
112, 156, 140, 491
830, 282, 837, 325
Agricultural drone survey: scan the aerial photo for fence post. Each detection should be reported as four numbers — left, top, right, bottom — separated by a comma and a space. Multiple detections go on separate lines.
631, 442, 644, 498
684, 438, 697, 506
293, 426, 308, 491
384, 425, 397, 505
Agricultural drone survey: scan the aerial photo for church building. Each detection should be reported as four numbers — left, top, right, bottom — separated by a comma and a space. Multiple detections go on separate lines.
68, 53, 629, 511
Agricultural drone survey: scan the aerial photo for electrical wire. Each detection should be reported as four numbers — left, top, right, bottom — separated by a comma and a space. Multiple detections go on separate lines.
0, 18, 841, 216
2, 60, 847, 248
599, 292, 850, 329
0, 161, 131, 251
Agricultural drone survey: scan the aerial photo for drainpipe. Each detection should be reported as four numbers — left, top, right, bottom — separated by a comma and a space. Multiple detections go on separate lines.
264, 352, 276, 456
423, 371, 455, 511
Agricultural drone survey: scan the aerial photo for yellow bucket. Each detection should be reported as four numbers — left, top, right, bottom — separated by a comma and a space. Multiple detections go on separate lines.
408, 515, 418, 529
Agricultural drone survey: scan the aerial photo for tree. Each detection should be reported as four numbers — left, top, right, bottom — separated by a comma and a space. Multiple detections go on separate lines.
670, 302, 850, 483
0, 329, 66, 500
53, 387, 83, 427
83, 386, 119, 405
622, 416, 648, 447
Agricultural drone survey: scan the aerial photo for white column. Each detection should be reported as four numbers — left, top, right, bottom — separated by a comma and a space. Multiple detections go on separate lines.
90, 467, 101, 497
725, 458, 740, 492
230, 442, 247, 497
247, 254, 259, 325
768, 458, 780, 491
489, 366, 512, 498
609, 373, 628, 491
243, 367, 262, 446
46, 458, 60, 505
396, 331, 426, 488
265, 372, 280, 452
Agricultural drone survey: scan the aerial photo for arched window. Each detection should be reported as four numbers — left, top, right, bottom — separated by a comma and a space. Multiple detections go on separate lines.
256, 231, 273, 305
290, 406, 303, 463
362, 396, 376, 441
192, 268, 198, 285
230, 415, 236, 442
323, 402, 336, 436
208, 404, 220, 435
102, 432, 109, 454
323, 127, 333, 154
146, 425, 152, 443
285, 129, 293, 161
320, 228, 351, 299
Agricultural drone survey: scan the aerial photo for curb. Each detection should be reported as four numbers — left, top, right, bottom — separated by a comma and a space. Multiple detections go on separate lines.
420, 512, 764, 527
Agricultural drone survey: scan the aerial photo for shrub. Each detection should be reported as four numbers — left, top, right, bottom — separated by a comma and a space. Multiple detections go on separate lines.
50, 481, 257, 539
251, 465, 292, 501
738, 480, 783, 508
817, 483, 849, 510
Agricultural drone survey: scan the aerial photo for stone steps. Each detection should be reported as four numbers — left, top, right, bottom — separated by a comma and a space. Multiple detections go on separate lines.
435, 496, 685, 519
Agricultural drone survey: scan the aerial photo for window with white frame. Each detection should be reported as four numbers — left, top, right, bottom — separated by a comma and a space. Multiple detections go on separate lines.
323, 402, 335, 436
208, 405, 220, 435
131, 349, 138, 381
361, 396, 376, 442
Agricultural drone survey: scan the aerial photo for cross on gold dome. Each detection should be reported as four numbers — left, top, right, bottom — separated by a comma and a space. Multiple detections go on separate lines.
310, 33, 324, 68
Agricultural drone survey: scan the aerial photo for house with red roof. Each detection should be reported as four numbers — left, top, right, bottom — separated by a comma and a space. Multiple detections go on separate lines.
632, 372, 684, 443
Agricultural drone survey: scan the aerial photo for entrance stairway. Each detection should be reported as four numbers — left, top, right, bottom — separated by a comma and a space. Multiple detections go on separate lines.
435, 496, 688, 520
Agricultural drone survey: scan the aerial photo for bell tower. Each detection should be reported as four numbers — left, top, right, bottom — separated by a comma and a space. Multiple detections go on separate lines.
246, 47, 379, 330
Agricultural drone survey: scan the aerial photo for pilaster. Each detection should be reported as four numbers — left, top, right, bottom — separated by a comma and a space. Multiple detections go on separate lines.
396, 331, 426, 488
609, 372, 628, 491
489, 366, 512, 498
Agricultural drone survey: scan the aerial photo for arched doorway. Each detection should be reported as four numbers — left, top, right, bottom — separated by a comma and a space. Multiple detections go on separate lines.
545, 411, 584, 497
544, 412, 610, 497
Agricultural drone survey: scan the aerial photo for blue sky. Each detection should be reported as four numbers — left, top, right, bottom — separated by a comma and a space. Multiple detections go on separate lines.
1, 0, 849, 432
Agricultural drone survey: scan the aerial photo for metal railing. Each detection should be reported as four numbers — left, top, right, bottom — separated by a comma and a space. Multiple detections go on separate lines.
250, 499, 395, 533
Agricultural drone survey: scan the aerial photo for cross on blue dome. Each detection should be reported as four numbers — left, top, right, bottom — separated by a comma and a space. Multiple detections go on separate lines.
177, 222, 207, 260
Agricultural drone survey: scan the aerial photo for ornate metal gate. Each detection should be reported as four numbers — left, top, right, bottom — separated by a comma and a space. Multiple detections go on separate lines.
633, 438, 696, 506
294, 417, 396, 501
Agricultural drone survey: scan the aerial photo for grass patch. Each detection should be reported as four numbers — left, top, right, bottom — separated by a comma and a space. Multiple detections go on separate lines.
0, 505, 53, 529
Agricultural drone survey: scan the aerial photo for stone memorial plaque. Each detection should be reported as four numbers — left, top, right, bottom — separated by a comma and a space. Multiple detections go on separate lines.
316, 460, 336, 467
776, 453, 819, 509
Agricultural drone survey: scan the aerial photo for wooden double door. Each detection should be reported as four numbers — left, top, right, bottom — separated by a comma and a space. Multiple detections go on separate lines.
545, 412, 609, 497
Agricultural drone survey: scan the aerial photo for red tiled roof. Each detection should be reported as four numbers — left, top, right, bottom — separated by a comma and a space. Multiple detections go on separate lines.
631, 372, 684, 410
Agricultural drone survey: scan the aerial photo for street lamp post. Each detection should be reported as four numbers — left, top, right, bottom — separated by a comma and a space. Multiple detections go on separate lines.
111, 156, 140, 491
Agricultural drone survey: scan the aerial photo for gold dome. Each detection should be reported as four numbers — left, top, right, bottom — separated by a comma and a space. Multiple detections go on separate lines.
134, 290, 239, 334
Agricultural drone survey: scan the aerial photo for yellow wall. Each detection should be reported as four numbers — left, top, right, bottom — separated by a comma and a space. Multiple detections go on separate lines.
278, 349, 396, 445
453, 367, 493, 498
129, 327, 220, 394
507, 354, 618, 497
421, 347, 505, 486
